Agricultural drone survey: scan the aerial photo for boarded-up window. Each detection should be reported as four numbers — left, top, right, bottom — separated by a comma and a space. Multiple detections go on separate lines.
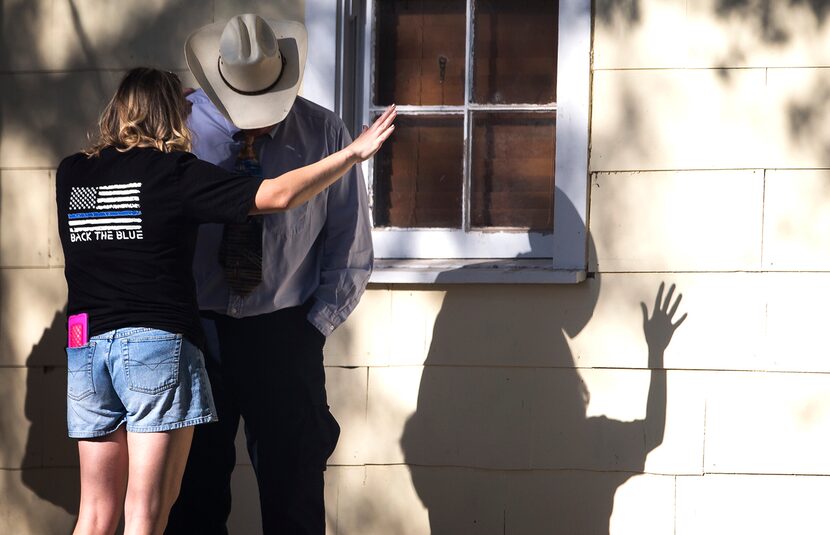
372, 0, 558, 231
376, 0, 466, 106
471, 112, 555, 228
374, 115, 464, 228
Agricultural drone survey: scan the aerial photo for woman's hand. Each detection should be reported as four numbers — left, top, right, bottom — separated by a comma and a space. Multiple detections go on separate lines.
641, 282, 687, 359
347, 105, 397, 162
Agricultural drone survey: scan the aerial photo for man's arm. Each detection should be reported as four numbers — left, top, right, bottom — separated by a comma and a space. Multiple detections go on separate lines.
307, 121, 375, 336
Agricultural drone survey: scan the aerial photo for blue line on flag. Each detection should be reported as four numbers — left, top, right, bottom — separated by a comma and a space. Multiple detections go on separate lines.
68, 210, 142, 219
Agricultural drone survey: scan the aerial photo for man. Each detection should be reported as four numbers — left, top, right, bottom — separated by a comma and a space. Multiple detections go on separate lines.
166, 13, 373, 534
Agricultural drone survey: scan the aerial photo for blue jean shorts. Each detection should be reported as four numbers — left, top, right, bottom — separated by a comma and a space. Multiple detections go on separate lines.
66, 327, 218, 439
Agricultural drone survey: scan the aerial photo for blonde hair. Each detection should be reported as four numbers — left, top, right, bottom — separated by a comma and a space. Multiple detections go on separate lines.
84, 68, 192, 157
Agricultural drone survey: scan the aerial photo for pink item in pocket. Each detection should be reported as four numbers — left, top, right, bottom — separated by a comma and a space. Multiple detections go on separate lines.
68, 313, 88, 348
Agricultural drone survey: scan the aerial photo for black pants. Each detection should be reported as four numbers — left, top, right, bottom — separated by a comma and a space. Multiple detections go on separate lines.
166, 305, 340, 535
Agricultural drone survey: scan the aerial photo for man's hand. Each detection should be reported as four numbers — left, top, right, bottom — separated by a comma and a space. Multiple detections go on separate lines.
347, 105, 397, 162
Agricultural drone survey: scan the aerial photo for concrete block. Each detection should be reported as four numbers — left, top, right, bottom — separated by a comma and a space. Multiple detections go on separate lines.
1, 0, 215, 71
178, 68, 200, 92
763, 170, 830, 269
326, 366, 368, 465
590, 170, 764, 272
763, 273, 830, 372
765, 68, 830, 169
399, 367, 537, 469
324, 465, 340, 535
569, 273, 766, 372
0, 468, 78, 535
0, 0, 53, 71
49, 0, 213, 71
596, 0, 830, 70
390, 284, 598, 368
48, 171, 64, 267
0, 71, 122, 168
0, 368, 37, 469
609, 474, 676, 535
594, 0, 689, 69
214, 1, 305, 25
1, 170, 51, 267
233, 419, 252, 466
39, 366, 77, 469
676, 474, 830, 535
0, 268, 67, 367
365, 366, 422, 465
332, 466, 673, 535
385, 365, 702, 473
325, 289, 391, 367
591, 69, 769, 171
502, 470, 674, 535
686, 0, 830, 69
387, 288, 445, 366
331, 465, 431, 535
579, 369, 705, 475
705, 371, 830, 475
228, 463, 263, 535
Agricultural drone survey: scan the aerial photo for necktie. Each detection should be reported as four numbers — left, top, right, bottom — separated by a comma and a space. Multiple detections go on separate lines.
218, 132, 264, 296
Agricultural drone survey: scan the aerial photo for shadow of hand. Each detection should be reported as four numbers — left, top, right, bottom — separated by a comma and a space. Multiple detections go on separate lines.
640, 282, 687, 360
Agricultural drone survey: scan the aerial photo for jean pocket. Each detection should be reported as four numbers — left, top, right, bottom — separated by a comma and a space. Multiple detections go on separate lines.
122, 332, 182, 394
66, 343, 96, 401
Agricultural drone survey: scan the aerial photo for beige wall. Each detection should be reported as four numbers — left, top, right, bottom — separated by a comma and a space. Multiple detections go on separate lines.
5, 0, 830, 534
323, 1, 830, 534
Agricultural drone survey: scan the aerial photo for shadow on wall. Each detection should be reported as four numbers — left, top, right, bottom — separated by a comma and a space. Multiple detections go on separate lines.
712, 0, 830, 73
21, 308, 80, 514
786, 74, 830, 164
400, 196, 687, 534
715, 0, 830, 43
0, 0, 217, 169
595, 0, 641, 26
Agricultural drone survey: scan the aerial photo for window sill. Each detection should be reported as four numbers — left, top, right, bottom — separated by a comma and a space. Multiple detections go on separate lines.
369, 259, 587, 284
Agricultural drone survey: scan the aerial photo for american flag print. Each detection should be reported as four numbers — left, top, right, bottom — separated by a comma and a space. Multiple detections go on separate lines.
68, 182, 144, 241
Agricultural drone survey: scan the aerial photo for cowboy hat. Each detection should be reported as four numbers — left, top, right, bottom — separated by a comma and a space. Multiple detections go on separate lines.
185, 14, 307, 129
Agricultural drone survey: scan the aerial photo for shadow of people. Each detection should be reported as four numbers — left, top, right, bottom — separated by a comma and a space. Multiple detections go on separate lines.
400, 200, 686, 533
21, 307, 80, 514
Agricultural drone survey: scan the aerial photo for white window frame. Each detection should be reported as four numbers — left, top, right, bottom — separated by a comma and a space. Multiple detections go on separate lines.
306, 0, 590, 283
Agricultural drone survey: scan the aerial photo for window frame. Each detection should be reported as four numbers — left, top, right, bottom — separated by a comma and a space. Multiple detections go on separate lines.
328, 0, 591, 282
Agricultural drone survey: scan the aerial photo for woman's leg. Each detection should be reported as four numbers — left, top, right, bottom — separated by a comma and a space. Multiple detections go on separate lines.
123, 427, 194, 535
75, 427, 129, 535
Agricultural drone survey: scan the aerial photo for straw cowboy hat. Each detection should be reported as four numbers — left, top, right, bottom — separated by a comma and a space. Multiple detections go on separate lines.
185, 13, 308, 129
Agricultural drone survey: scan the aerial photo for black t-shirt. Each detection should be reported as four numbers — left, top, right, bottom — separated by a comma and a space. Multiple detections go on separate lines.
56, 146, 263, 349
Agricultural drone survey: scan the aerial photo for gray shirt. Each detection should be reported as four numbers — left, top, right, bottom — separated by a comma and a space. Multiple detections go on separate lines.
187, 90, 373, 336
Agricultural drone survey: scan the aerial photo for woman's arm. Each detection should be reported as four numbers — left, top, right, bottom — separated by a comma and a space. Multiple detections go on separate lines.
251, 105, 396, 214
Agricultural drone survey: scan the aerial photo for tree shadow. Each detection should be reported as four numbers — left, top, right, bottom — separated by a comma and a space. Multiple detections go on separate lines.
595, 0, 641, 27
709, 0, 830, 69
400, 196, 687, 533
785, 74, 830, 164
716, 0, 830, 42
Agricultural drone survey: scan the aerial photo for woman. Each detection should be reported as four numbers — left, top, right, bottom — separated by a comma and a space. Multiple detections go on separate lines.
56, 67, 395, 535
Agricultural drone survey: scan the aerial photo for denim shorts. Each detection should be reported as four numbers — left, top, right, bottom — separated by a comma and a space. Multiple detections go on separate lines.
66, 327, 218, 439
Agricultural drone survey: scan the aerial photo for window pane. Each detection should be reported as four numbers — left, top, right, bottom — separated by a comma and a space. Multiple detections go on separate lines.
473, 0, 558, 104
374, 115, 464, 228
471, 112, 555, 229
375, 0, 466, 106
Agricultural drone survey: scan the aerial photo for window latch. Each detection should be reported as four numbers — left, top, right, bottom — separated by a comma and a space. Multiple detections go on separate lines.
438, 55, 447, 84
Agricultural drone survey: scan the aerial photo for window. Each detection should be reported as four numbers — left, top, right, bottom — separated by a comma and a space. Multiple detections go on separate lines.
318, 0, 589, 281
